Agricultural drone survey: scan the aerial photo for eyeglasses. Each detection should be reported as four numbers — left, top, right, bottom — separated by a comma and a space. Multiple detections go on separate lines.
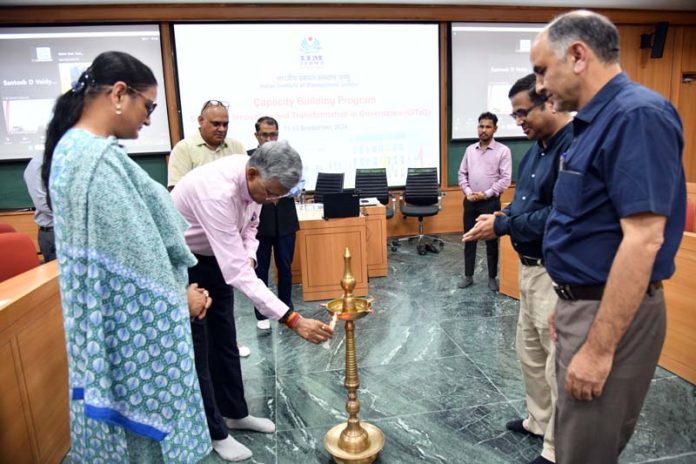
256, 131, 279, 140
128, 86, 157, 117
264, 186, 291, 202
265, 191, 291, 201
201, 100, 229, 113
510, 103, 542, 120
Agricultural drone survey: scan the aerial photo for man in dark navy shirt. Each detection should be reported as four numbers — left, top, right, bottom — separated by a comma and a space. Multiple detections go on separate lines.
464, 74, 572, 464
248, 116, 300, 331
530, 10, 685, 464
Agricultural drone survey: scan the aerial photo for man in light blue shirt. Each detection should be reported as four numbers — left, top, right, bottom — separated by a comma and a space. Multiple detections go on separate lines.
23, 154, 55, 262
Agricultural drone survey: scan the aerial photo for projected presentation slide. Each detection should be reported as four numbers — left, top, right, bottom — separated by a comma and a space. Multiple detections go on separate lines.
0, 25, 171, 161
451, 23, 545, 139
174, 23, 440, 190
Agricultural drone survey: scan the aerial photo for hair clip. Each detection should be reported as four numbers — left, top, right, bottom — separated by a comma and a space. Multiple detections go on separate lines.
71, 70, 95, 93
71, 80, 85, 93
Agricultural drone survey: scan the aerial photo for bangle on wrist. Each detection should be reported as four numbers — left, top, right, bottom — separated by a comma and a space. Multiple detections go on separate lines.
285, 311, 301, 329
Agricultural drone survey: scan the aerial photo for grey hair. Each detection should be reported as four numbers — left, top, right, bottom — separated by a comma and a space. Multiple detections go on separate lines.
546, 10, 620, 65
248, 140, 302, 189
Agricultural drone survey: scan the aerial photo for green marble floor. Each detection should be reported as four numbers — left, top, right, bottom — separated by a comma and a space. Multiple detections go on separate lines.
208, 234, 696, 464
75, 233, 696, 463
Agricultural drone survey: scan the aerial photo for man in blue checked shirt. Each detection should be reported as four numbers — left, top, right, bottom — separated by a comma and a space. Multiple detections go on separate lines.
463, 73, 572, 464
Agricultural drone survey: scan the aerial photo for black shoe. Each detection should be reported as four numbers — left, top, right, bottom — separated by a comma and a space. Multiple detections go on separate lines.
458, 276, 473, 288
505, 419, 543, 438
488, 278, 499, 292
528, 456, 553, 464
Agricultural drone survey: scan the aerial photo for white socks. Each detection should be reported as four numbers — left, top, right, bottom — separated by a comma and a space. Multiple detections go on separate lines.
212, 436, 252, 462
213, 415, 274, 461
224, 415, 276, 433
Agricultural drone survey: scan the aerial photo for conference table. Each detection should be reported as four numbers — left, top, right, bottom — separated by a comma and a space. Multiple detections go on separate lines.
290, 203, 388, 301
0, 261, 69, 464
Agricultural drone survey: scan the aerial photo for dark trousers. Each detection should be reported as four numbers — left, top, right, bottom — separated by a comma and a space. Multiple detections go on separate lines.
189, 254, 248, 441
254, 233, 296, 320
554, 292, 666, 464
463, 197, 500, 278
38, 228, 56, 262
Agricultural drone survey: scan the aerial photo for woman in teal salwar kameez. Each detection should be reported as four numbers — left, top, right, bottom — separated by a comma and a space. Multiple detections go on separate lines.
43, 51, 211, 463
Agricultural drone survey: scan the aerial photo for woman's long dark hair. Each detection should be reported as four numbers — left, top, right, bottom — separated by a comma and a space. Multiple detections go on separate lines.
42, 51, 157, 207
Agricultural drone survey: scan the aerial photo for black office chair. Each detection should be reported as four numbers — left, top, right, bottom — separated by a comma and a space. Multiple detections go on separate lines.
313, 172, 344, 204
355, 168, 399, 252
354, 168, 395, 220
396, 167, 444, 255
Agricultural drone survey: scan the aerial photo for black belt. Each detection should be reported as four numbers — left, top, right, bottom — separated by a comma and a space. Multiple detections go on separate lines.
39, 226, 54, 232
553, 281, 663, 301
520, 256, 544, 267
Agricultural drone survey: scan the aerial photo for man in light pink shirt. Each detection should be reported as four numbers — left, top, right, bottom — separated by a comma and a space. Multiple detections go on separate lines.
458, 112, 512, 292
172, 141, 333, 462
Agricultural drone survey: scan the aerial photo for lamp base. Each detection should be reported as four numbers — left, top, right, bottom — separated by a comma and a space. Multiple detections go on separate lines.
324, 422, 385, 464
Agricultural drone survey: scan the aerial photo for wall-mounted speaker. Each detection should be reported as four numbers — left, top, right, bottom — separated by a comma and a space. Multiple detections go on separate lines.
651, 22, 669, 59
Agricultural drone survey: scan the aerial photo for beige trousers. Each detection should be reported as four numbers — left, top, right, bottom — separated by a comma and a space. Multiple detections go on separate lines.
554, 291, 666, 464
517, 264, 558, 462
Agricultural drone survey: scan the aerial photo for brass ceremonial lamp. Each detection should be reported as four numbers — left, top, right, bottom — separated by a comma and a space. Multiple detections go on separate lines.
323, 248, 385, 464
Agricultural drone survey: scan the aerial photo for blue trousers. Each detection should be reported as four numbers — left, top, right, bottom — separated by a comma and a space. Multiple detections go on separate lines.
189, 254, 248, 440
254, 233, 296, 320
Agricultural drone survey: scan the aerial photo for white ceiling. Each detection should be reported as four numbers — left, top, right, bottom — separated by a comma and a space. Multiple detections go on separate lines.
0, 0, 695, 10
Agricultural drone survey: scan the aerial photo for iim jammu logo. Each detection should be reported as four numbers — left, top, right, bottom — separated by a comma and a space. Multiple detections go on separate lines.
300, 36, 323, 66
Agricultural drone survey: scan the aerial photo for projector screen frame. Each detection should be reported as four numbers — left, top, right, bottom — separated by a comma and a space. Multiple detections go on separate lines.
171, 20, 443, 192
0, 22, 173, 161
449, 21, 545, 142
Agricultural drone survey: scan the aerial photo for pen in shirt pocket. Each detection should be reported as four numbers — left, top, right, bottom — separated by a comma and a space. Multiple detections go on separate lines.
559, 151, 569, 171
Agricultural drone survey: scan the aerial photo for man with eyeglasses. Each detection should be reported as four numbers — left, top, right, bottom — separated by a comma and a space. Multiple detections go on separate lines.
246, 116, 300, 331
464, 74, 572, 464
172, 140, 333, 462
457, 112, 512, 291
168, 99, 252, 356
167, 99, 246, 188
